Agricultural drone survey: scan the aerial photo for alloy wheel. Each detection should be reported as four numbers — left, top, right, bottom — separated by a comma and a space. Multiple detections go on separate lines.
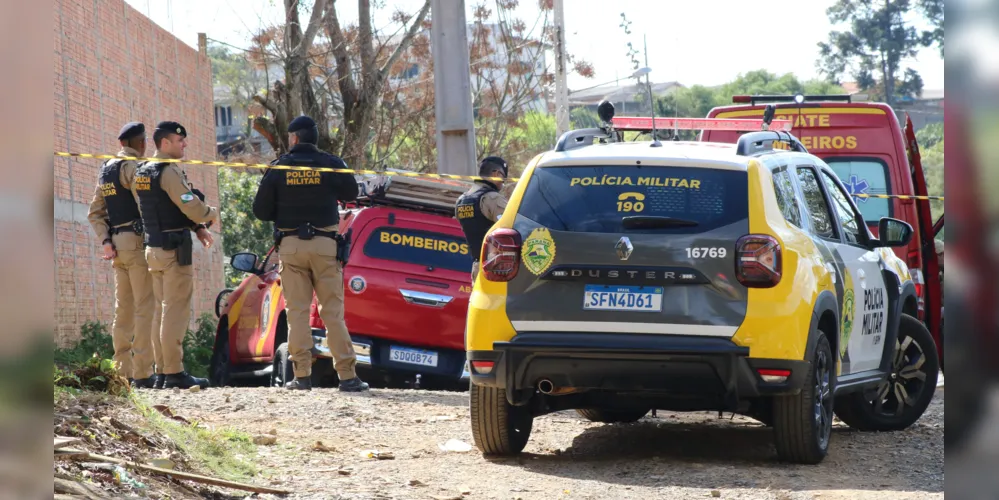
868, 334, 929, 417
814, 347, 833, 449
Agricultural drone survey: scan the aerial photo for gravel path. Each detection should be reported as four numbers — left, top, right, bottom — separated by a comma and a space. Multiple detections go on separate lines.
145, 381, 944, 500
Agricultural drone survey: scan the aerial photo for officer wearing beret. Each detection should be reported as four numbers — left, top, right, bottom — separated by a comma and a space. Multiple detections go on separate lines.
252, 115, 368, 392
455, 156, 510, 282
87, 122, 161, 388
135, 121, 219, 390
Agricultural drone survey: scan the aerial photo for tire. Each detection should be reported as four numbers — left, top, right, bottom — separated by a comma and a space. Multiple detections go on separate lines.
214, 289, 233, 318
773, 332, 834, 464
208, 328, 231, 387
575, 408, 649, 423
270, 342, 294, 387
469, 384, 533, 456
833, 314, 939, 432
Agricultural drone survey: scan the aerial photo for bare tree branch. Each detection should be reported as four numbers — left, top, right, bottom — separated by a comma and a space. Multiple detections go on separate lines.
378, 0, 431, 81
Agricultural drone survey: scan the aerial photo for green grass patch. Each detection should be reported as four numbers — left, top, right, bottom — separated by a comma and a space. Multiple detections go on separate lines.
130, 393, 258, 482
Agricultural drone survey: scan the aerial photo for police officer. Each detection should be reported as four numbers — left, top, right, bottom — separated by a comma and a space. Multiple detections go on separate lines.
134, 121, 219, 390
455, 156, 509, 282
252, 115, 368, 392
87, 122, 159, 388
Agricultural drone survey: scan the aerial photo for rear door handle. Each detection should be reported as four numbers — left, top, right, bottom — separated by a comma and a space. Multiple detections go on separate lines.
399, 289, 453, 308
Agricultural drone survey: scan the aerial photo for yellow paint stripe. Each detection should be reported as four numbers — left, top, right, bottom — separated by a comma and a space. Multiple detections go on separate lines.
227, 287, 250, 331
254, 282, 283, 357
715, 107, 887, 118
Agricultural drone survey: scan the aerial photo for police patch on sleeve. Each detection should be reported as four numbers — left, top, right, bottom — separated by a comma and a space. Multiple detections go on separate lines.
521, 227, 556, 275
180, 192, 195, 203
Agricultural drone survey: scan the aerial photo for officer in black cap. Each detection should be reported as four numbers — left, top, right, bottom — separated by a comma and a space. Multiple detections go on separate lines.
135, 121, 219, 390
87, 121, 159, 388
253, 115, 368, 392
455, 156, 509, 282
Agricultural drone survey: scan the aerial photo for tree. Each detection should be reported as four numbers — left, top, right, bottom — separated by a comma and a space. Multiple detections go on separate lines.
219, 168, 273, 288
918, 0, 944, 57
817, 0, 937, 106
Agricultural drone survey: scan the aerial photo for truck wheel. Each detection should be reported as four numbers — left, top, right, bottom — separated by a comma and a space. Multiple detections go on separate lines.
834, 314, 939, 432
270, 343, 294, 387
469, 384, 533, 456
209, 334, 231, 387
575, 408, 648, 423
773, 331, 833, 464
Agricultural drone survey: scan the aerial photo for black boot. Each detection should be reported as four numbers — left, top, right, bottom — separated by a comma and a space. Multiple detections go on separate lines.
338, 377, 369, 392
285, 377, 312, 391
131, 376, 156, 389
153, 374, 165, 389
163, 371, 209, 390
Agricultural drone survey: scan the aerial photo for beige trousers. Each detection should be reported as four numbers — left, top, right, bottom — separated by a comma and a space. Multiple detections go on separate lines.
109, 232, 155, 379
277, 236, 357, 380
145, 245, 193, 375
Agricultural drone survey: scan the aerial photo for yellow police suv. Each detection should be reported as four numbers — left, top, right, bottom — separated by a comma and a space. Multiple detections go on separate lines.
464, 103, 939, 464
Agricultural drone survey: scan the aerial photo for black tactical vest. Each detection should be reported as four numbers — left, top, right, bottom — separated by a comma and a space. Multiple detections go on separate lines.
97, 159, 142, 228
272, 147, 340, 229
134, 161, 194, 247
455, 183, 499, 261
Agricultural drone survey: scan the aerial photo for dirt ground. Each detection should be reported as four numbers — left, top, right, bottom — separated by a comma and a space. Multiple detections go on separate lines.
142, 378, 945, 500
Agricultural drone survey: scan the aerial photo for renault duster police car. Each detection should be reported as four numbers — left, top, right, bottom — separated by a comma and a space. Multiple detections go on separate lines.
464, 105, 939, 464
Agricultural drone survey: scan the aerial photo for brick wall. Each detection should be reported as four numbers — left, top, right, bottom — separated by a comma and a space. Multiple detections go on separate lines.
54, 0, 224, 346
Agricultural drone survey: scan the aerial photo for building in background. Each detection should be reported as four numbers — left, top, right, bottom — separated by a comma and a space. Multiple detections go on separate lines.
568, 81, 684, 116
54, 0, 223, 346
214, 84, 274, 157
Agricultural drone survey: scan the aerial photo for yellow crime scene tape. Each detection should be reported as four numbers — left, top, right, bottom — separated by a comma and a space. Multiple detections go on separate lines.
54, 151, 944, 201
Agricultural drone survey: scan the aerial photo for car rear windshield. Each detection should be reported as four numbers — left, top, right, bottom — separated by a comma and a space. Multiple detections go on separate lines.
825, 158, 891, 224
516, 165, 748, 234
362, 226, 473, 273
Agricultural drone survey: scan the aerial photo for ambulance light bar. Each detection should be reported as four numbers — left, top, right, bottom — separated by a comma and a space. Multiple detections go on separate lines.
732, 94, 866, 105
610, 116, 794, 132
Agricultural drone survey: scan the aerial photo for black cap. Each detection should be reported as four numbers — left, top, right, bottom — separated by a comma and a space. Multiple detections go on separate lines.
288, 115, 317, 133
155, 121, 187, 138
479, 156, 508, 177
117, 122, 145, 141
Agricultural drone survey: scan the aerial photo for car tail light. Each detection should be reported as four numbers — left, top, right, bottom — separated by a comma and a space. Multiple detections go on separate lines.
481, 228, 522, 282
758, 368, 791, 383
736, 235, 782, 288
471, 360, 495, 375
910, 268, 926, 318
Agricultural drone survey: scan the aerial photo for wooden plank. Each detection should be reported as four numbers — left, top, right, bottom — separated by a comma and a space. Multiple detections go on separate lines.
77, 453, 292, 495
54, 436, 82, 450
54, 449, 90, 461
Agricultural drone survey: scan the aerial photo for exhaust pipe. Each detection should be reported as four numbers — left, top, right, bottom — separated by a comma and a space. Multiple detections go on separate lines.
537, 379, 579, 396
537, 379, 555, 394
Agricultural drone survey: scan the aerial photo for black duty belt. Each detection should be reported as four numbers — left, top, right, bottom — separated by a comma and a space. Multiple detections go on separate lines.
109, 220, 143, 235
276, 228, 337, 240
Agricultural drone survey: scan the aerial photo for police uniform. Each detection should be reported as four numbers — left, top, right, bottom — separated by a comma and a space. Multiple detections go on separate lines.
252, 115, 368, 392
86, 122, 158, 386
455, 157, 509, 282
134, 121, 219, 390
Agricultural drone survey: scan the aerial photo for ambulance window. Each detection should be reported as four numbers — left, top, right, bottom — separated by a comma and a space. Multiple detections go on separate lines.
363, 226, 473, 273
825, 159, 891, 224
796, 166, 836, 240
771, 167, 803, 229
820, 171, 864, 246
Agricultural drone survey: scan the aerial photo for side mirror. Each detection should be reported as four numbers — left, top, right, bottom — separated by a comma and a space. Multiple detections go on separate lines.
875, 217, 913, 248
230, 252, 260, 274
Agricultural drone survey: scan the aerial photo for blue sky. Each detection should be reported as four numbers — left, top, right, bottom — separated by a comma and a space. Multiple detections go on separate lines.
128, 0, 944, 92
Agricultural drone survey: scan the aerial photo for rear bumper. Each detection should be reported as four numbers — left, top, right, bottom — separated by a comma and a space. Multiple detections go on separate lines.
468, 333, 809, 406
312, 328, 469, 380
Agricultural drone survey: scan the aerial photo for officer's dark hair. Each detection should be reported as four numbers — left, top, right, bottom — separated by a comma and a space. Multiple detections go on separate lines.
152, 128, 172, 148
292, 128, 318, 145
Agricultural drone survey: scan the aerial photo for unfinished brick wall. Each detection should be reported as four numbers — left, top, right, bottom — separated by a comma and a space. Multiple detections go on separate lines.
54, 0, 224, 346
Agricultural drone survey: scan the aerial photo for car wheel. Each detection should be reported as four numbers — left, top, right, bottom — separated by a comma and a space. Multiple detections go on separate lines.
208, 331, 231, 387
834, 314, 939, 432
469, 384, 533, 456
575, 408, 649, 423
270, 342, 293, 387
773, 331, 833, 464
214, 289, 233, 318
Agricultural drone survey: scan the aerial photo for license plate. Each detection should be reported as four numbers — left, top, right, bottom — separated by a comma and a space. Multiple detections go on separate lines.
389, 346, 439, 367
583, 285, 664, 312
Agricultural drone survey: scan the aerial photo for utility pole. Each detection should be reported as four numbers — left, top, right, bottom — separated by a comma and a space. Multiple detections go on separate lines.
431, 0, 477, 176
553, 0, 570, 138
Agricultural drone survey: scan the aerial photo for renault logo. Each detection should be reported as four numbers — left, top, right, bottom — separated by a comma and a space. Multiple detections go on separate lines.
616, 236, 634, 261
